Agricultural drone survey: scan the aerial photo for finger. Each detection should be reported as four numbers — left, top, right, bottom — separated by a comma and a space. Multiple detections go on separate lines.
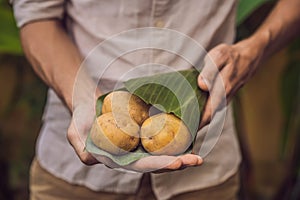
219, 65, 235, 103
78, 152, 99, 166
151, 155, 201, 171
67, 121, 99, 165
165, 157, 183, 170
199, 96, 212, 129
219, 61, 247, 103
179, 154, 203, 166
149, 155, 203, 174
197, 75, 209, 92
124, 155, 181, 173
91, 153, 121, 168
198, 44, 229, 91
199, 66, 228, 130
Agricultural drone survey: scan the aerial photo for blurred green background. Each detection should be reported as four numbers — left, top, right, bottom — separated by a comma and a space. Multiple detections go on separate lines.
0, 0, 299, 199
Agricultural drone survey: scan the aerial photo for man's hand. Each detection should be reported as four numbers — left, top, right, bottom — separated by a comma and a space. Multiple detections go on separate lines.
198, 0, 300, 128
67, 102, 203, 172
197, 39, 264, 128
124, 153, 203, 173
69, 119, 203, 172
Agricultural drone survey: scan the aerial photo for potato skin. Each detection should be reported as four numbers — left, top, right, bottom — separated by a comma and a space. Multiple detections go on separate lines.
141, 113, 192, 155
90, 112, 140, 155
102, 91, 149, 125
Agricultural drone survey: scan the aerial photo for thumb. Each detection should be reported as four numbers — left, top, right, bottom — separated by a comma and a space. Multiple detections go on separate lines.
199, 96, 211, 129
198, 75, 209, 91
198, 44, 228, 92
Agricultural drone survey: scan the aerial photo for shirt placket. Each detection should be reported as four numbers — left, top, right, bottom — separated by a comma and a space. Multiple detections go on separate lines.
150, 0, 171, 28
148, 0, 171, 69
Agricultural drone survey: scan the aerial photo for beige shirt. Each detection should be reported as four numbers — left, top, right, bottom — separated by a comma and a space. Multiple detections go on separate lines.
12, 0, 241, 199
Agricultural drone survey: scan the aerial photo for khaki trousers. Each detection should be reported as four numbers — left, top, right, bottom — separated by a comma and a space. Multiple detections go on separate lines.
30, 159, 239, 200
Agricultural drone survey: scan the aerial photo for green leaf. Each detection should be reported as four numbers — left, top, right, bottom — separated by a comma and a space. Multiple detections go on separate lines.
236, 0, 271, 25
95, 93, 107, 117
86, 134, 150, 165
0, 2, 23, 54
86, 69, 205, 166
124, 69, 207, 138
86, 133, 193, 166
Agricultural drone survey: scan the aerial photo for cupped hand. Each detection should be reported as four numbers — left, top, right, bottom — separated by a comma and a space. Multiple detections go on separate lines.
122, 153, 203, 173
67, 104, 118, 166
67, 103, 203, 172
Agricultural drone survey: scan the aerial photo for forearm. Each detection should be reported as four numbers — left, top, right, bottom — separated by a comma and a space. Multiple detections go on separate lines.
198, 0, 300, 127
20, 20, 82, 111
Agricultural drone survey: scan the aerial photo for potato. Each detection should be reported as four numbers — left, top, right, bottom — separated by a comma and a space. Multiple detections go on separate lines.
102, 91, 149, 125
140, 113, 192, 155
90, 112, 140, 155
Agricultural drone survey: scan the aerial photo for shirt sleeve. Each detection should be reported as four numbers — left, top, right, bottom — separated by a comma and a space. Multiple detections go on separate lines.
10, 0, 65, 28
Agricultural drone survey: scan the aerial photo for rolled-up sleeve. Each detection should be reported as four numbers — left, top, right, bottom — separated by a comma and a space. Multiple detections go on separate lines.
10, 0, 65, 28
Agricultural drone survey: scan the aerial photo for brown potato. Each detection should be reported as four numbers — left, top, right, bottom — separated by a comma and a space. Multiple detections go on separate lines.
90, 112, 140, 155
102, 91, 149, 125
140, 113, 192, 155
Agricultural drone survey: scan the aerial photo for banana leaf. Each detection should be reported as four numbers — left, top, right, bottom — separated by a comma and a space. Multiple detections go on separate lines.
124, 69, 207, 137
85, 69, 207, 166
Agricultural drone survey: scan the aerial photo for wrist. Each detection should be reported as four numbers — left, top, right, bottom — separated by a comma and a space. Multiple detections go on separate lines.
243, 29, 271, 60
234, 29, 271, 65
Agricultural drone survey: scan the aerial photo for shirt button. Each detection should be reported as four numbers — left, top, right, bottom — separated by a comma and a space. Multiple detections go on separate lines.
155, 20, 165, 28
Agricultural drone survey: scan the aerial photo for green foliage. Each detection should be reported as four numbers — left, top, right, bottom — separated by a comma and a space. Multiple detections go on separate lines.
86, 135, 150, 166
0, 0, 22, 54
124, 69, 207, 137
236, 0, 272, 25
